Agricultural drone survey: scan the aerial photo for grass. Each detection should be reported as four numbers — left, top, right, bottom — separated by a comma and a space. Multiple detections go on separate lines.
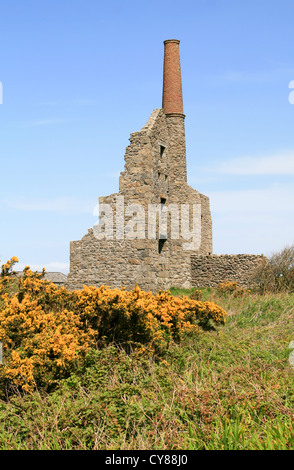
0, 286, 294, 450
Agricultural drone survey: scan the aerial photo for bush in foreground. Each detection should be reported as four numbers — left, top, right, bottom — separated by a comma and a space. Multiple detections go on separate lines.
0, 258, 227, 395
0, 258, 294, 450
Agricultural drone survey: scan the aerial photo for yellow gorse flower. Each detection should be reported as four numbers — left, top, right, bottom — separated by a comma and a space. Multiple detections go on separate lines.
1, 256, 19, 277
0, 261, 227, 393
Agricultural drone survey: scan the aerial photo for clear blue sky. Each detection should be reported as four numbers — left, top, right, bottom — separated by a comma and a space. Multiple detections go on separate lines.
1, 0, 294, 273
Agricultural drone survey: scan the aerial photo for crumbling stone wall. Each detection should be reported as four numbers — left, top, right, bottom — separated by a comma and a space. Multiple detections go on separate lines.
191, 254, 265, 288
66, 108, 213, 292
66, 39, 265, 293
67, 229, 193, 292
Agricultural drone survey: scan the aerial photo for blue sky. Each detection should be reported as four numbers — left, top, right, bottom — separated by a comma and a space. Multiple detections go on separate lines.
1, 0, 294, 273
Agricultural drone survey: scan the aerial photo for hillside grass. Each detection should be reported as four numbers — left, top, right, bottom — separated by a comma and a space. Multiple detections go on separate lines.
0, 282, 293, 450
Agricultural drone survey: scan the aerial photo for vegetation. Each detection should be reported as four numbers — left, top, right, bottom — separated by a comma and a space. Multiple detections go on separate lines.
0, 252, 293, 450
250, 244, 294, 293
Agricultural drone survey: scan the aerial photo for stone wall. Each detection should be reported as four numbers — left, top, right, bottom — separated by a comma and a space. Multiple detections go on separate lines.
66, 39, 264, 294
191, 254, 265, 288
66, 228, 192, 292
66, 108, 213, 293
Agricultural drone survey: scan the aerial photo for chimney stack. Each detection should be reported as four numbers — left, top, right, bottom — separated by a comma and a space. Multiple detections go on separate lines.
162, 39, 184, 117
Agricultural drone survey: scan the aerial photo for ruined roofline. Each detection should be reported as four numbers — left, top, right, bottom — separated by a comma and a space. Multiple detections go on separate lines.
126, 108, 163, 141
139, 108, 162, 133
66, 39, 215, 293
136, 107, 185, 138
137, 37, 186, 136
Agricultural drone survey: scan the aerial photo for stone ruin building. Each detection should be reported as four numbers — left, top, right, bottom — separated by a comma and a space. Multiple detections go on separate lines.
66, 40, 263, 292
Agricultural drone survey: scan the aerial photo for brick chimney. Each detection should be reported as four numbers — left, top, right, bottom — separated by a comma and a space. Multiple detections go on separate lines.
162, 39, 185, 117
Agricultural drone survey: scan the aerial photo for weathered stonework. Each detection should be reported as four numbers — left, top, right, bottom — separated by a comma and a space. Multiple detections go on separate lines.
66, 39, 263, 293
66, 107, 213, 292
191, 254, 265, 288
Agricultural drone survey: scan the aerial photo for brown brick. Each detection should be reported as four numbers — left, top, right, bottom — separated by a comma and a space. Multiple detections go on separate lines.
162, 39, 184, 116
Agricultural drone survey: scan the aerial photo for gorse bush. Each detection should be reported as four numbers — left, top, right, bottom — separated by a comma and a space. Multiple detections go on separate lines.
0, 267, 92, 393
216, 281, 247, 297
76, 285, 227, 347
1, 256, 19, 278
0, 258, 227, 394
188, 289, 202, 301
0, 258, 294, 450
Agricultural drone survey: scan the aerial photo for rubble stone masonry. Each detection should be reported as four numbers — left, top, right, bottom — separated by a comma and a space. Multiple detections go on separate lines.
191, 254, 265, 288
66, 39, 263, 293
66, 107, 213, 292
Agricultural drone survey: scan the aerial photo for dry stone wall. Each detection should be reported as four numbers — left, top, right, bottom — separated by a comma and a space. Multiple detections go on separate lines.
191, 254, 265, 288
